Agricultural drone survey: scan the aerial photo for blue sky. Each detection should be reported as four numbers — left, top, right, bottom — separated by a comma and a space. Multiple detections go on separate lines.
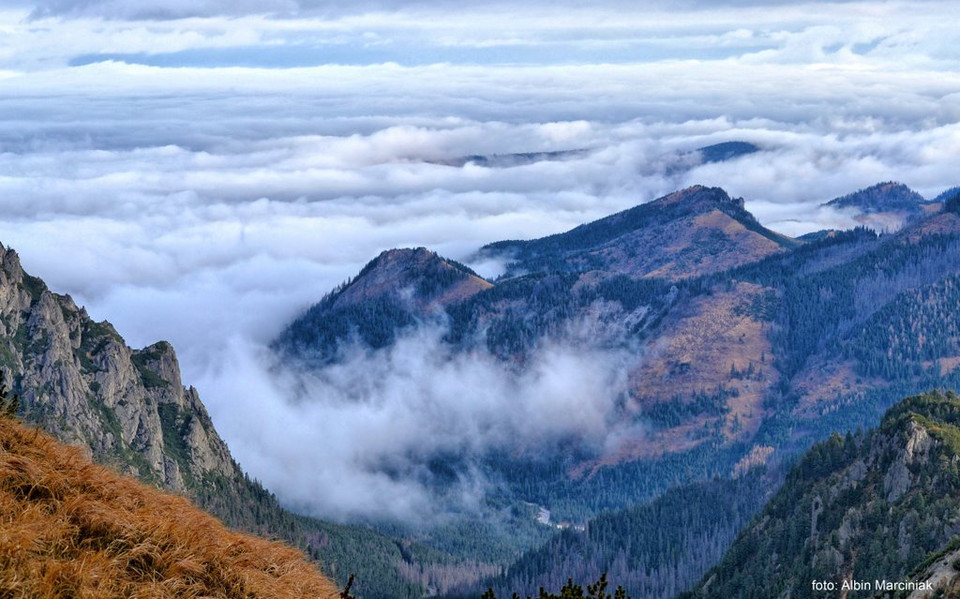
1, 0, 960, 519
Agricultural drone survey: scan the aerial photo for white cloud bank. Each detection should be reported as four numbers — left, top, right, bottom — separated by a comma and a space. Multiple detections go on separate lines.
0, 0, 958, 521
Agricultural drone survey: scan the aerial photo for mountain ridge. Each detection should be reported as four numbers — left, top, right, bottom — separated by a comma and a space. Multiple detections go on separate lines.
479, 185, 798, 280
681, 390, 960, 599
270, 180, 960, 597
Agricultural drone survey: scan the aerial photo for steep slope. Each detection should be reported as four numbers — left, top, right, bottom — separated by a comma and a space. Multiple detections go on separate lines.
276, 247, 491, 364
681, 391, 960, 599
0, 243, 234, 492
479, 185, 798, 280
0, 411, 338, 598
771, 209, 960, 439
484, 473, 770, 599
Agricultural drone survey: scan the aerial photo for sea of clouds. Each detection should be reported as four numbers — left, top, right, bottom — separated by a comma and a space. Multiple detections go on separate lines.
1, 0, 959, 521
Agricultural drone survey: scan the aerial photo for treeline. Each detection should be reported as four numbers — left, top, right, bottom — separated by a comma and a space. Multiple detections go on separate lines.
478, 473, 770, 599
479, 574, 631, 599
487, 441, 748, 523
191, 468, 430, 598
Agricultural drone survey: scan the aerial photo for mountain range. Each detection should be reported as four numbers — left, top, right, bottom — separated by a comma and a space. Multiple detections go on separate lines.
4, 179, 960, 598
275, 180, 960, 596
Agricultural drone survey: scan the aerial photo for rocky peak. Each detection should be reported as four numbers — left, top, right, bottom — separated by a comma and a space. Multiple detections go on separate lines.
1, 243, 23, 280
0, 242, 239, 495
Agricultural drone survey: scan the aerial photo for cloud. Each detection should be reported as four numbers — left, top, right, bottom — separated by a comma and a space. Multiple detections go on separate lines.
194, 328, 631, 522
3, 2, 958, 73
22, 0, 951, 21
1, 0, 959, 522
5, 109, 958, 522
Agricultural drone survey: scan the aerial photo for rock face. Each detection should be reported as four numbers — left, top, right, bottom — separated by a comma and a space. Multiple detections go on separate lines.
0, 242, 238, 492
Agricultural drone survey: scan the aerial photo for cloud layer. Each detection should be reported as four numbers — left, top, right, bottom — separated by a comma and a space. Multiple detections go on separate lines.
1, 0, 959, 521
198, 329, 632, 521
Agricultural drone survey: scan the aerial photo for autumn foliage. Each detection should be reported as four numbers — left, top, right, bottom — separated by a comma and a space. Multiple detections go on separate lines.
0, 415, 338, 598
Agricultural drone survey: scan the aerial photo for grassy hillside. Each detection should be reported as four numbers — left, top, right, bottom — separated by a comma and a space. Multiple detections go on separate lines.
0, 411, 339, 598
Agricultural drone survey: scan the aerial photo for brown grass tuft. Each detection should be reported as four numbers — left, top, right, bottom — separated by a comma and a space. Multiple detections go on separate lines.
0, 417, 339, 598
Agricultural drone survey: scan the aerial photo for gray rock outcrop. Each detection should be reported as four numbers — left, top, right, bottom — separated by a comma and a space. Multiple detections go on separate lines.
0, 242, 238, 493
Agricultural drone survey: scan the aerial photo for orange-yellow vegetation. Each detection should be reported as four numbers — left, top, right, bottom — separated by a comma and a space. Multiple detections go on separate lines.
0, 416, 339, 599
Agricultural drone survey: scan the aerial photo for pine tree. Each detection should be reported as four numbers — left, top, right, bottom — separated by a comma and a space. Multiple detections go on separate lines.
0, 371, 19, 419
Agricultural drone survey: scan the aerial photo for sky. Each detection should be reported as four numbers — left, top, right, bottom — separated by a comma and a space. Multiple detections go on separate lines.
1, 0, 959, 521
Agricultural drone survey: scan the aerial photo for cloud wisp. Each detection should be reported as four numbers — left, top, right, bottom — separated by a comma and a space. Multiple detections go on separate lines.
195, 327, 632, 522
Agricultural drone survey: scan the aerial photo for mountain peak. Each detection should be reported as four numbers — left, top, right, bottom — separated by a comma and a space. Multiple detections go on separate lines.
480, 185, 793, 280
275, 247, 491, 363
373, 246, 435, 264
823, 182, 932, 232
337, 247, 490, 312
826, 181, 922, 209
653, 185, 745, 212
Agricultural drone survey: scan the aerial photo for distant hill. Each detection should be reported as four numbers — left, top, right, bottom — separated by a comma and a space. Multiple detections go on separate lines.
431, 149, 590, 168
681, 391, 960, 599
0, 411, 338, 598
823, 181, 936, 231
479, 185, 798, 280
696, 141, 760, 164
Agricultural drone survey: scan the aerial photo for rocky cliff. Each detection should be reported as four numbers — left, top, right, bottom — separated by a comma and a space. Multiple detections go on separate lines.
0, 243, 237, 491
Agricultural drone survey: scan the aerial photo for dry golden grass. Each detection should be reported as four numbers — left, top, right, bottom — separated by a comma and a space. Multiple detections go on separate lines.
0, 417, 339, 599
